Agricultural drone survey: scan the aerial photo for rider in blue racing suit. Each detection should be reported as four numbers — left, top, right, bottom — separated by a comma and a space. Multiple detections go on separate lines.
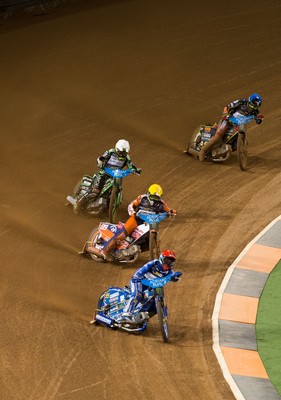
199, 93, 264, 162
122, 249, 182, 322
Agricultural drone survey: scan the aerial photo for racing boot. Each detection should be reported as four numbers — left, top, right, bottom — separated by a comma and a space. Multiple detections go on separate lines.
121, 297, 139, 323
199, 135, 222, 162
102, 227, 128, 261
66, 194, 81, 214
73, 199, 81, 215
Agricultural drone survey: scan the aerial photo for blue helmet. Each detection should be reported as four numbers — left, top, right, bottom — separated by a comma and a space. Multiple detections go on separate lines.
248, 93, 262, 109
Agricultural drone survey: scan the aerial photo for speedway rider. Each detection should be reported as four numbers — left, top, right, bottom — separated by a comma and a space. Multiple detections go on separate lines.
100, 184, 177, 261
74, 139, 141, 213
121, 249, 182, 322
199, 93, 264, 162
126, 183, 177, 232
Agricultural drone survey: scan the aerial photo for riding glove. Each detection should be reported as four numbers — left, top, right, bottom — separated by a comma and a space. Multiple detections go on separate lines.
171, 272, 182, 282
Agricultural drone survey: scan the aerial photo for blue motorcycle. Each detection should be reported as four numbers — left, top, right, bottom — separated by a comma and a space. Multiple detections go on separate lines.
185, 112, 255, 171
91, 273, 174, 342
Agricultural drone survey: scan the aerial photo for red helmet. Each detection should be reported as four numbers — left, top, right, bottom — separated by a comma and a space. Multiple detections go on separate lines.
159, 249, 176, 271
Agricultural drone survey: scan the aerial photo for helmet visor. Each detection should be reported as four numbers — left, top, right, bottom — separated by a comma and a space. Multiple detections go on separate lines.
116, 149, 127, 159
148, 194, 161, 201
162, 257, 175, 270
248, 101, 258, 111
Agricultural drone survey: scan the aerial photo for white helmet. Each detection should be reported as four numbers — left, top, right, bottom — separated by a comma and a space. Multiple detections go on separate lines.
115, 139, 130, 160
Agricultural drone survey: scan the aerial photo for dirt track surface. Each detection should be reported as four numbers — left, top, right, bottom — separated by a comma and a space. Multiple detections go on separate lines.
1, 1, 281, 399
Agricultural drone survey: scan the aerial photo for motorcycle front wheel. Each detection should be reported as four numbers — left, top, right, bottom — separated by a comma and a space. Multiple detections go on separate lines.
237, 132, 248, 171
149, 231, 160, 260
156, 298, 169, 342
108, 186, 119, 223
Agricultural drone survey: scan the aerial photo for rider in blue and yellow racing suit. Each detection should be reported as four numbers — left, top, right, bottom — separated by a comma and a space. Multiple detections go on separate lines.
199, 93, 264, 162
121, 249, 182, 322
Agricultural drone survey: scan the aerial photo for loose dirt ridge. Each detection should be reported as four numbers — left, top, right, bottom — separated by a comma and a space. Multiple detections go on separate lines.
1, 1, 281, 399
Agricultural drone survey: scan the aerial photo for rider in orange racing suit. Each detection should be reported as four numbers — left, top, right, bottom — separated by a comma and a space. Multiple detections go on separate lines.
101, 183, 176, 261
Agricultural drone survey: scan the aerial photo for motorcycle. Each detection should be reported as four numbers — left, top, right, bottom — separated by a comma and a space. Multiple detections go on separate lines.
66, 167, 136, 222
79, 210, 173, 263
184, 112, 255, 171
91, 272, 174, 342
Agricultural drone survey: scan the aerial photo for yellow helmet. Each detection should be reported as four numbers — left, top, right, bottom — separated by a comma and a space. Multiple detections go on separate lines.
148, 184, 163, 201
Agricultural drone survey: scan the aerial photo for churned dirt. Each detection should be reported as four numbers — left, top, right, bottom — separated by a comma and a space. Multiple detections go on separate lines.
1, 1, 281, 399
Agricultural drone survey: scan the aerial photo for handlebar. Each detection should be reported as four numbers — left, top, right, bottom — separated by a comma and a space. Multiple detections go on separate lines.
136, 210, 170, 224
229, 112, 255, 126
141, 272, 174, 288
104, 167, 135, 179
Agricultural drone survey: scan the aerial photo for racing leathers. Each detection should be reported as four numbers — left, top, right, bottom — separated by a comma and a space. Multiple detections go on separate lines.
100, 194, 176, 261
93, 148, 140, 193
199, 98, 264, 162
122, 260, 182, 318
74, 148, 140, 214
124, 194, 177, 234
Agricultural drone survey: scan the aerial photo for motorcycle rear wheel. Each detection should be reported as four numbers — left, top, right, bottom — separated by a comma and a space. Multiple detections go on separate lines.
108, 186, 119, 223
85, 197, 105, 216
237, 132, 248, 171
184, 126, 201, 157
73, 179, 82, 196
149, 231, 160, 260
86, 228, 106, 263
94, 291, 107, 325
156, 298, 169, 342
73, 177, 104, 217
